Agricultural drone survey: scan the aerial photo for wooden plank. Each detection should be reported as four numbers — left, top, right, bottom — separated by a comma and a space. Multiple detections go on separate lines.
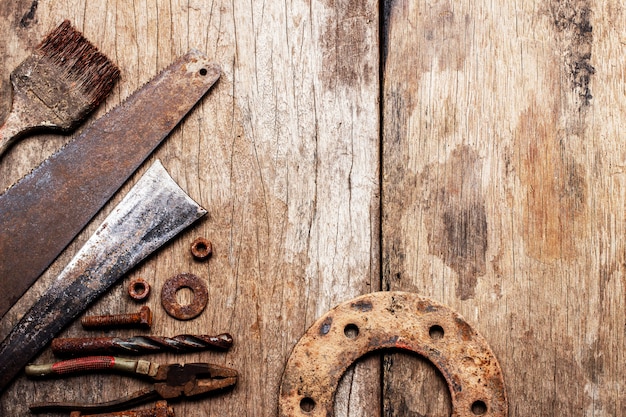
0, 1, 380, 416
382, 0, 625, 415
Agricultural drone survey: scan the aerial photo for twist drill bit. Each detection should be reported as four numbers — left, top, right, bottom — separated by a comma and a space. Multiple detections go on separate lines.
51, 334, 233, 356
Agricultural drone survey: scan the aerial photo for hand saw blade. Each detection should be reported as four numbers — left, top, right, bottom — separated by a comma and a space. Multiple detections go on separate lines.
0, 50, 220, 319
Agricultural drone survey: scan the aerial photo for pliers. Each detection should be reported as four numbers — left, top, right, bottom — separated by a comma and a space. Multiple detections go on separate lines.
26, 356, 238, 413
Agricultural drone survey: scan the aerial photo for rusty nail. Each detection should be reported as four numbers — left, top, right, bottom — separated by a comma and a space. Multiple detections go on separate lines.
191, 237, 212, 260
128, 277, 151, 301
81, 306, 153, 330
68, 400, 175, 417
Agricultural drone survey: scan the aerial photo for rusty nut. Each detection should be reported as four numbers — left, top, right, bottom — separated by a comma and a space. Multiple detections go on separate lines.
128, 278, 151, 301
191, 237, 212, 260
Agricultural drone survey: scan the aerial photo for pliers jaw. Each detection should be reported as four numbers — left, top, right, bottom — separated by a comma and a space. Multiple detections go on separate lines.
155, 363, 238, 399
28, 360, 238, 413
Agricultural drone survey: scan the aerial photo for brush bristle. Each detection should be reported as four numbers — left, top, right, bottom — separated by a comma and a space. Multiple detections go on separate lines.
36, 20, 120, 108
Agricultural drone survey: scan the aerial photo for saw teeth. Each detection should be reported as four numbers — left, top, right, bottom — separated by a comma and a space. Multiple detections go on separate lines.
1, 50, 220, 197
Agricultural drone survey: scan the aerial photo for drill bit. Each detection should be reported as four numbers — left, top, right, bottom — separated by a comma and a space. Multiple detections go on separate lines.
51, 334, 233, 356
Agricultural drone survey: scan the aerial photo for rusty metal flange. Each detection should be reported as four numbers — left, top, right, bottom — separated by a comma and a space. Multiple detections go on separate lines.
278, 291, 507, 417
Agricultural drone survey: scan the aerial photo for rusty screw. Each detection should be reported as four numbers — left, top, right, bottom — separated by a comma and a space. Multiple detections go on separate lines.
69, 400, 175, 417
191, 237, 212, 260
81, 306, 153, 330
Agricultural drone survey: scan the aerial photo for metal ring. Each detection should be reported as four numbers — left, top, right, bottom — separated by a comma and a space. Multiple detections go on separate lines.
191, 237, 212, 260
128, 278, 150, 301
278, 291, 508, 417
161, 273, 208, 320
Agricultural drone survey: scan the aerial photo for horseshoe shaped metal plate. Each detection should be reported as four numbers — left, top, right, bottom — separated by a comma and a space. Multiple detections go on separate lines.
278, 291, 507, 416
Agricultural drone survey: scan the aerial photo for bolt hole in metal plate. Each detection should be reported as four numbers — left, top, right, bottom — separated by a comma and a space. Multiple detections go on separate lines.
278, 291, 507, 417
161, 273, 208, 320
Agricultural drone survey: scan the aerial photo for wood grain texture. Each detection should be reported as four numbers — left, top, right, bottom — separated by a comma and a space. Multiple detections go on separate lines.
1, 0, 624, 416
0, 1, 379, 416
383, 0, 625, 415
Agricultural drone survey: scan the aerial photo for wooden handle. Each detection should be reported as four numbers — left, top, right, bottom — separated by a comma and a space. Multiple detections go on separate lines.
0, 96, 39, 158
0, 112, 24, 157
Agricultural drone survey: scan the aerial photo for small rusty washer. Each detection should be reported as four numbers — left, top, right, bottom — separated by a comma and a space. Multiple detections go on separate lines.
128, 278, 151, 301
161, 273, 208, 320
278, 291, 508, 417
191, 237, 212, 260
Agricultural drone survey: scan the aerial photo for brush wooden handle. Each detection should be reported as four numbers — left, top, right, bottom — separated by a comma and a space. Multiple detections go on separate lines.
0, 78, 92, 158
0, 20, 119, 159
0, 100, 34, 156
0, 84, 78, 157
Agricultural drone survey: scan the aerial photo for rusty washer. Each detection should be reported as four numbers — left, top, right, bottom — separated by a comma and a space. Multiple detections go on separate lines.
128, 278, 151, 301
278, 291, 508, 417
161, 273, 208, 320
191, 237, 212, 260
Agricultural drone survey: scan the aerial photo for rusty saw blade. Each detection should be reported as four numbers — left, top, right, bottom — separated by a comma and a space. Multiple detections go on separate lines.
0, 50, 220, 319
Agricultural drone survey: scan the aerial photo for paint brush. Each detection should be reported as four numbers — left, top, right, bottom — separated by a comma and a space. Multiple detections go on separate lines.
0, 20, 120, 157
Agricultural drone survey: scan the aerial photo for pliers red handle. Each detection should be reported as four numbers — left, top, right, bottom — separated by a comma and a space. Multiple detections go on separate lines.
27, 356, 238, 413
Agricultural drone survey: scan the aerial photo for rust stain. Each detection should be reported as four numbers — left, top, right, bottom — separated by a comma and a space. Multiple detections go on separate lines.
515, 99, 588, 261
581, 338, 604, 384
512, 1, 592, 262
548, 0, 595, 109
319, 0, 375, 90
421, 5, 469, 74
552, 343, 589, 411
384, 0, 470, 82
423, 146, 487, 300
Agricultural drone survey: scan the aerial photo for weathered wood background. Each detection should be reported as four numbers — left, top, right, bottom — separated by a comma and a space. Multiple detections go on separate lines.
0, 0, 624, 416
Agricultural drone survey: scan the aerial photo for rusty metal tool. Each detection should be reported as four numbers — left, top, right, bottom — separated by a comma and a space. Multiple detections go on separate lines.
27, 357, 237, 413
190, 237, 213, 260
0, 160, 207, 392
128, 278, 151, 301
278, 291, 508, 417
81, 306, 153, 330
0, 20, 120, 156
51, 333, 233, 356
0, 49, 220, 319
68, 401, 175, 417
161, 273, 209, 320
